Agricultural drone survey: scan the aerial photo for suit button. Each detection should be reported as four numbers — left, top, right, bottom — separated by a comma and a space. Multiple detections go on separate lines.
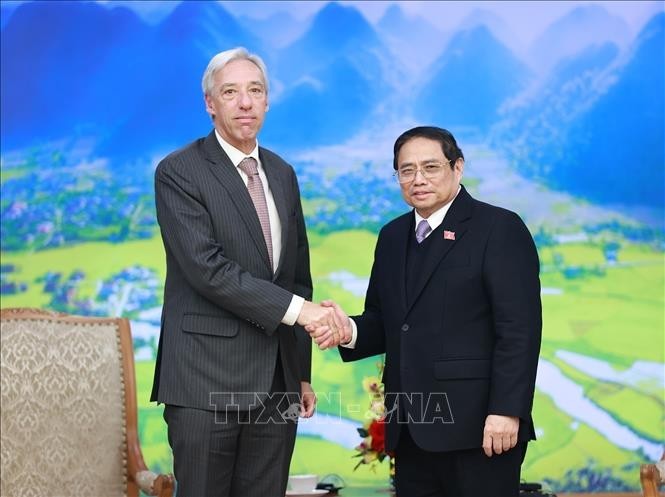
401, 324, 409, 332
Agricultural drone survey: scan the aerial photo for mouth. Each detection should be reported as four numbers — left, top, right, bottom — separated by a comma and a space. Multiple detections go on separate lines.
411, 191, 431, 200
236, 116, 255, 124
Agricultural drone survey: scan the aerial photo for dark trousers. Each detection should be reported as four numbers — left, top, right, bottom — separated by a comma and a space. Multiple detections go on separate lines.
164, 359, 298, 497
395, 426, 527, 497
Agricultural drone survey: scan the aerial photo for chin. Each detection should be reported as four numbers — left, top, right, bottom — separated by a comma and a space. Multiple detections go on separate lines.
413, 202, 432, 211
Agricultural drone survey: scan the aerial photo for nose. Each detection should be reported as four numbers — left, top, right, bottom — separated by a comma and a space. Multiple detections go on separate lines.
238, 90, 252, 109
412, 168, 428, 184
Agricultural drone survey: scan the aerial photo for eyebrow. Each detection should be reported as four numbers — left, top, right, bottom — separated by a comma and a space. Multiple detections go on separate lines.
220, 80, 265, 89
398, 158, 443, 168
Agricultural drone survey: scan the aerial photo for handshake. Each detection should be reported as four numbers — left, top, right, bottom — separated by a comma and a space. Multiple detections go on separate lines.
297, 300, 352, 350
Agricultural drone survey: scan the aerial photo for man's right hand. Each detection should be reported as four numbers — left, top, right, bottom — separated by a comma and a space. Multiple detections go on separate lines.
297, 301, 338, 350
303, 300, 351, 349
296, 300, 335, 327
321, 300, 352, 346
297, 301, 348, 349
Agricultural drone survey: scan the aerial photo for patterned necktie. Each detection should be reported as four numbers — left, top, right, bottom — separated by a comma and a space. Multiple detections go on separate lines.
238, 157, 273, 270
415, 219, 431, 243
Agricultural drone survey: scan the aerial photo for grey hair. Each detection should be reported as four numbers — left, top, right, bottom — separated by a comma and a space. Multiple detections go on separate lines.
201, 47, 269, 96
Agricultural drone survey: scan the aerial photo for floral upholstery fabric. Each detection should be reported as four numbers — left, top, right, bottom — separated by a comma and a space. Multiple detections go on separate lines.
1, 316, 127, 497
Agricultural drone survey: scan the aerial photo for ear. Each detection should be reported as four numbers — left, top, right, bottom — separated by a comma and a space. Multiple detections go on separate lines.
204, 93, 214, 115
455, 158, 464, 178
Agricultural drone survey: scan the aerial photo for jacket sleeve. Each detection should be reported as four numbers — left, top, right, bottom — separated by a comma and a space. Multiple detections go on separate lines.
483, 210, 542, 420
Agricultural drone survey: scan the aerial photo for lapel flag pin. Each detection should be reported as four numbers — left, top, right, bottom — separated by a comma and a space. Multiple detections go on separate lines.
443, 230, 455, 240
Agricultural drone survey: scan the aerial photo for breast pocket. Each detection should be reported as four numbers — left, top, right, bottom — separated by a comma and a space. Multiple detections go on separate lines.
439, 253, 470, 270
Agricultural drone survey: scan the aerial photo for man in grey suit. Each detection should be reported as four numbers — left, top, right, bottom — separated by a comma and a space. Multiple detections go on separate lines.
151, 47, 339, 497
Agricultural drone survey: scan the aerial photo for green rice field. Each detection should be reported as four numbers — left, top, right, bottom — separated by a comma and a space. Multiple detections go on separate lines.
1, 229, 663, 490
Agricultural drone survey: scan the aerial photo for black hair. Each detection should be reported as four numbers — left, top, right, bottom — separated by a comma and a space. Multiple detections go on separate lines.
393, 126, 464, 170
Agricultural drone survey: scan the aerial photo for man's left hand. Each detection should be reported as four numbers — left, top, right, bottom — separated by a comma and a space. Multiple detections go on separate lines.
482, 414, 519, 457
300, 381, 316, 418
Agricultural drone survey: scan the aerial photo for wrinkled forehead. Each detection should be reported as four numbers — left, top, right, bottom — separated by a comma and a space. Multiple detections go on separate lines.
213, 59, 266, 88
397, 137, 448, 165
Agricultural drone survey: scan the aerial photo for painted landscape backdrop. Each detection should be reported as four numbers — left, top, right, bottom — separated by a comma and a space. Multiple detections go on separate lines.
1, 0, 663, 492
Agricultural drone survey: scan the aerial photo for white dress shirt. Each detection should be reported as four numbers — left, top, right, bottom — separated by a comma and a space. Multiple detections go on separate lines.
215, 130, 304, 325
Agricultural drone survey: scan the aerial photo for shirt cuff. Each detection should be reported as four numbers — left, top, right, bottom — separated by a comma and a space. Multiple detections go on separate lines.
340, 318, 358, 349
282, 295, 305, 326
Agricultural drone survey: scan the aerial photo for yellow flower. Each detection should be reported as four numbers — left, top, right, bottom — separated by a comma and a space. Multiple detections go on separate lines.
369, 399, 385, 417
353, 362, 393, 473
363, 452, 378, 464
362, 376, 382, 394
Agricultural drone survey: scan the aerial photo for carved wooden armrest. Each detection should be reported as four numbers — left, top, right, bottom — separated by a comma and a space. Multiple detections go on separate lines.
133, 470, 175, 496
640, 459, 665, 497
658, 460, 665, 482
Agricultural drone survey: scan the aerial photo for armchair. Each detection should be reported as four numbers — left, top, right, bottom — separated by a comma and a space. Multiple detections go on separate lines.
641, 451, 664, 497
0, 308, 174, 497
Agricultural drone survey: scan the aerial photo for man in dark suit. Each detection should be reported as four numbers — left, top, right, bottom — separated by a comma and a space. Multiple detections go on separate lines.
310, 126, 542, 496
151, 47, 339, 497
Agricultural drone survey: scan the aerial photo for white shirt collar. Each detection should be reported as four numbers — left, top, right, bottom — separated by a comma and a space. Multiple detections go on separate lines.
214, 129, 260, 168
414, 185, 461, 235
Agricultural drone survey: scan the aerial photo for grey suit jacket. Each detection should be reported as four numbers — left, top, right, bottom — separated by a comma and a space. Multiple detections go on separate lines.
150, 130, 313, 411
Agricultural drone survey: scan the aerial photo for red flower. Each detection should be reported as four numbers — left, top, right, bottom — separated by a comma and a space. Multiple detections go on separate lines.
353, 364, 394, 471
368, 419, 386, 453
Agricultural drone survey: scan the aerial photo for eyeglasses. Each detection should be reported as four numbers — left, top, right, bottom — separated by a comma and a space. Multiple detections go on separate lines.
394, 161, 450, 183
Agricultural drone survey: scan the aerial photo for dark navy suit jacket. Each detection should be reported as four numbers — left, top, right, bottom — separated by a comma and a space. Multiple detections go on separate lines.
340, 185, 542, 452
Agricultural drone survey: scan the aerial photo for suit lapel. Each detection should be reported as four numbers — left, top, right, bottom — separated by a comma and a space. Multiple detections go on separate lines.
260, 148, 289, 279
392, 214, 412, 315
406, 186, 473, 313
201, 131, 272, 270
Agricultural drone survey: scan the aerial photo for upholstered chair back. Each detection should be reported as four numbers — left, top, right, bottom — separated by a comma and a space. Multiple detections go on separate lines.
1, 308, 173, 497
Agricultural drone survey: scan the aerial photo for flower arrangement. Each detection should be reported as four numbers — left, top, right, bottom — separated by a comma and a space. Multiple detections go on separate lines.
353, 362, 394, 473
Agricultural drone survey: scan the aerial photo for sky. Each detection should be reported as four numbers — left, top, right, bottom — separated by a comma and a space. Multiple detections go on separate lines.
221, 1, 661, 31
2, 0, 663, 45
113, 1, 661, 40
